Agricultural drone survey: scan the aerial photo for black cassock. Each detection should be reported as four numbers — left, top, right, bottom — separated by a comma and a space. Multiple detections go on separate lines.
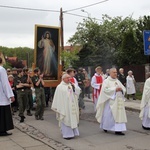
0, 105, 14, 132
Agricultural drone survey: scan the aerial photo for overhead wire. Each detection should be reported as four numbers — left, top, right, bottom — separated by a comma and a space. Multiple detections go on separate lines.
64, 12, 103, 21
64, 0, 109, 12
0, 5, 59, 12
0, 1, 108, 21
0, 0, 109, 15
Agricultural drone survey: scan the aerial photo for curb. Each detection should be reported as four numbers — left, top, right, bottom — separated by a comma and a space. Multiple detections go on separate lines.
84, 99, 140, 113
13, 116, 74, 150
125, 107, 140, 113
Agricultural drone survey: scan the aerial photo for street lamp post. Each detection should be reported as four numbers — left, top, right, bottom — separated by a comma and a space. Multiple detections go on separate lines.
81, 9, 91, 18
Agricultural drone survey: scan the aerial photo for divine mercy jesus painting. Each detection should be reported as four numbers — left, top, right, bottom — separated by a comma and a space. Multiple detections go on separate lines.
34, 25, 60, 81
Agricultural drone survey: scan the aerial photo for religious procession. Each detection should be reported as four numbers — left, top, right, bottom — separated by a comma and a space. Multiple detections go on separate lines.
0, 53, 150, 143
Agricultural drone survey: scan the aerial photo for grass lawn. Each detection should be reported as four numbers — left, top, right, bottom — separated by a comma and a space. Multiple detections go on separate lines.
125, 90, 142, 100
135, 90, 142, 100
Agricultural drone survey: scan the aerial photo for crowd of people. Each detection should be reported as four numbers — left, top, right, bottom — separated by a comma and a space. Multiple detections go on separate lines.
1, 64, 53, 124
52, 66, 150, 139
0, 58, 150, 140
51, 66, 137, 139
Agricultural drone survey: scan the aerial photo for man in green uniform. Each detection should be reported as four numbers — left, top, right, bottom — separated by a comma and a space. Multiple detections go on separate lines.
11, 67, 18, 112
32, 68, 45, 120
75, 68, 85, 109
14, 69, 29, 122
23, 68, 33, 116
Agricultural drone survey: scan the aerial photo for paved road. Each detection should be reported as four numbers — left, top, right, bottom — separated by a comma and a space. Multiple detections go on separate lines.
12, 101, 150, 150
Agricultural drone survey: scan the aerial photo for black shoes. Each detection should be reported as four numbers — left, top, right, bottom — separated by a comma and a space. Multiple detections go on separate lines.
103, 130, 125, 135
39, 117, 44, 120
35, 115, 39, 120
27, 110, 32, 116
64, 137, 74, 140
20, 116, 25, 123
0, 132, 12, 136
115, 132, 125, 135
35, 115, 44, 120
142, 125, 150, 130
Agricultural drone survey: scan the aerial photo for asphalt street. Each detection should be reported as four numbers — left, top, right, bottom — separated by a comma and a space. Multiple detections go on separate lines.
12, 101, 150, 150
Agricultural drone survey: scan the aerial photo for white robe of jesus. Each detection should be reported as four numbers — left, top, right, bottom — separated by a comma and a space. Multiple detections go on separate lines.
51, 81, 81, 138
139, 77, 150, 128
96, 76, 127, 132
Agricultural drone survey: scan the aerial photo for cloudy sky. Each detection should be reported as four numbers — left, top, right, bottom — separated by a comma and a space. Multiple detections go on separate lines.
0, 0, 150, 48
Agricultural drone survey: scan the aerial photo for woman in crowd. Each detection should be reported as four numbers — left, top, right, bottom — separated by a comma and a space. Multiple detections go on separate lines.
126, 70, 136, 100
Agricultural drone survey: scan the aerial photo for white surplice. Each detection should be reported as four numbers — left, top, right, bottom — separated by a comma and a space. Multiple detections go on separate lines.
139, 78, 150, 128
0, 65, 14, 133
0, 66, 14, 106
96, 76, 127, 132
51, 81, 80, 138
91, 73, 103, 111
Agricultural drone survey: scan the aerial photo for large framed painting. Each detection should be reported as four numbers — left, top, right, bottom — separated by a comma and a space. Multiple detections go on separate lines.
34, 24, 61, 87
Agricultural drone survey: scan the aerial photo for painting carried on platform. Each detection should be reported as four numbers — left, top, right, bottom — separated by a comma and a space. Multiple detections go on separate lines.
34, 24, 60, 83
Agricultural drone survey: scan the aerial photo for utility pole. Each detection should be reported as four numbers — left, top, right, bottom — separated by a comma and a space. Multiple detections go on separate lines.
60, 8, 64, 51
60, 8, 64, 70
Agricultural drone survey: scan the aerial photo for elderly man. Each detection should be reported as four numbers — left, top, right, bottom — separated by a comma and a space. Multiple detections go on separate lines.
0, 57, 15, 136
51, 73, 81, 140
118, 68, 126, 86
96, 68, 127, 135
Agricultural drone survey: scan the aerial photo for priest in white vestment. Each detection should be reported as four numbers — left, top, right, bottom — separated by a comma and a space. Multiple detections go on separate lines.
0, 57, 15, 136
51, 73, 81, 139
96, 68, 127, 135
139, 75, 150, 130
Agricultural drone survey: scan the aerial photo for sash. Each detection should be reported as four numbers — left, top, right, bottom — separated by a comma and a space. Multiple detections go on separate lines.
93, 75, 103, 102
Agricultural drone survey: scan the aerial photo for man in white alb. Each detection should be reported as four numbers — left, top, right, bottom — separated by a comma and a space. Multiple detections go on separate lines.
51, 73, 81, 139
96, 68, 127, 135
0, 57, 15, 136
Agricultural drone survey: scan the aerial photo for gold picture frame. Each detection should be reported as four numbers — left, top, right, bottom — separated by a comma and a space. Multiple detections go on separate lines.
34, 24, 61, 87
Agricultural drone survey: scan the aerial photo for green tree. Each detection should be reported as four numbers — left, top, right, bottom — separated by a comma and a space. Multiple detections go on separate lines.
0, 46, 34, 68
69, 18, 112, 67
118, 29, 138, 66
68, 15, 146, 68
61, 48, 79, 70
96, 15, 139, 67
135, 15, 150, 64
3, 62, 12, 69
116, 15, 150, 67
